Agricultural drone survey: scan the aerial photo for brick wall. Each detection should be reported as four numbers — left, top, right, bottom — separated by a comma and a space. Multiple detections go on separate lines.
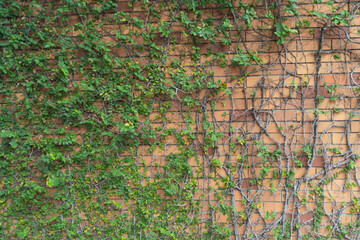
2, 0, 360, 238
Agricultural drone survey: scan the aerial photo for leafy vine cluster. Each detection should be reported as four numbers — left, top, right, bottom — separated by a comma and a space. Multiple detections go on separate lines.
1, 0, 360, 239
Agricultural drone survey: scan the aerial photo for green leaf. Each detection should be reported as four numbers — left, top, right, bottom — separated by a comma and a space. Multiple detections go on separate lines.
312, 11, 327, 18
58, 60, 69, 76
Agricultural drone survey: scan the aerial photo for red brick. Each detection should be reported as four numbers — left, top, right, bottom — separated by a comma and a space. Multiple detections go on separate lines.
118, 1, 132, 12
230, 111, 255, 122
312, 156, 325, 167
314, 27, 349, 39
239, 178, 259, 190
301, 86, 332, 98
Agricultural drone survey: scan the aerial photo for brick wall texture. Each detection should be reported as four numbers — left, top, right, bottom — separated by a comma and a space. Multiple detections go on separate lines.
2, 0, 360, 239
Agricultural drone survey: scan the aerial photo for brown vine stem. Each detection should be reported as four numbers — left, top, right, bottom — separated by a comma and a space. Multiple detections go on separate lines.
302, 21, 328, 179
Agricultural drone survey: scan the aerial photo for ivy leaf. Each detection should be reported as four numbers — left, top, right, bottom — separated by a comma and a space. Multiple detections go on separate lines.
312, 11, 327, 18
44, 42, 56, 49
9, 140, 18, 148
58, 60, 69, 76
46, 176, 59, 188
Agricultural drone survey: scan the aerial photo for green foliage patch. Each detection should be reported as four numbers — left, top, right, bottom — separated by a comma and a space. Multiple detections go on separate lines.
0, 0, 359, 239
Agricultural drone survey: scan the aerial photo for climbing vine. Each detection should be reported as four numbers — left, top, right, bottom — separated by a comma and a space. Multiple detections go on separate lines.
1, 0, 360, 239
